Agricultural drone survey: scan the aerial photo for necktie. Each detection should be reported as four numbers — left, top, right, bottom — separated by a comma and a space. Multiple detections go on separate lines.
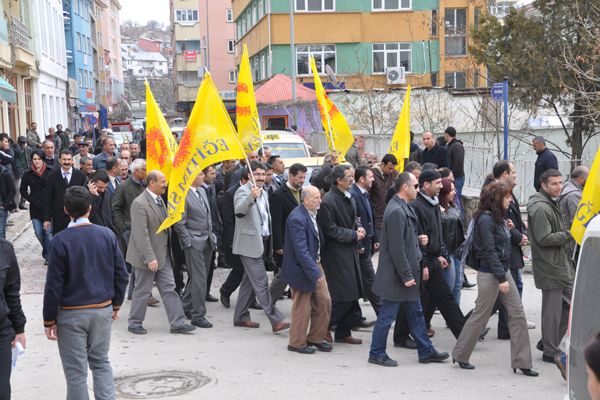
63, 172, 69, 186
196, 189, 208, 213
156, 197, 167, 218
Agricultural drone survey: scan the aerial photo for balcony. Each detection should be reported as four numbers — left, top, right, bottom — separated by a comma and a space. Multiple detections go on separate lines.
10, 17, 35, 68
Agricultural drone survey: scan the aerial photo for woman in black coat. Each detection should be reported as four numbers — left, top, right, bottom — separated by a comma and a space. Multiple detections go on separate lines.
451, 181, 537, 376
19, 150, 52, 263
439, 178, 465, 305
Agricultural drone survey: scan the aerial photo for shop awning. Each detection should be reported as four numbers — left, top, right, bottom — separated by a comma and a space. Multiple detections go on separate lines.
0, 77, 16, 104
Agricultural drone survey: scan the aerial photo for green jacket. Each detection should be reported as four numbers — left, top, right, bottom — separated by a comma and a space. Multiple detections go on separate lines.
527, 191, 575, 290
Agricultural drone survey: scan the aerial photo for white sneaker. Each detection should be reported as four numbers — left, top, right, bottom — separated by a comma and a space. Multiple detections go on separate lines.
527, 321, 536, 329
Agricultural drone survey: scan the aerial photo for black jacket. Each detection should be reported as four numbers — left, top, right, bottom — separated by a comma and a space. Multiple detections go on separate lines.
90, 191, 117, 235
418, 144, 449, 168
534, 148, 558, 191
0, 239, 26, 334
270, 183, 300, 251
472, 211, 511, 283
441, 205, 464, 253
0, 164, 16, 210
20, 168, 51, 220
411, 192, 447, 269
350, 184, 377, 249
218, 182, 240, 252
43, 168, 87, 234
447, 138, 465, 179
507, 195, 525, 269
311, 162, 334, 193
203, 183, 222, 245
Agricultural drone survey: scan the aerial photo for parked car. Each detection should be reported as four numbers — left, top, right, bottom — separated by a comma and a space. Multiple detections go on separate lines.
262, 131, 311, 159
566, 215, 600, 399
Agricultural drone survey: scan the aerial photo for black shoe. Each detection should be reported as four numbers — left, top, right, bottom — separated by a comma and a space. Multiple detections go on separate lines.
453, 359, 475, 369
191, 317, 213, 328
352, 319, 376, 330
18, 205, 27, 210
368, 355, 398, 367
206, 294, 218, 302
220, 293, 231, 308
128, 326, 147, 335
288, 345, 316, 354
308, 341, 333, 352
462, 279, 476, 288
419, 351, 449, 364
184, 311, 192, 320
497, 333, 510, 340
478, 327, 490, 341
394, 337, 418, 349
536, 340, 544, 352
170, 324, 196, 334
542, 354, 556, 363
514, 368, 539, 377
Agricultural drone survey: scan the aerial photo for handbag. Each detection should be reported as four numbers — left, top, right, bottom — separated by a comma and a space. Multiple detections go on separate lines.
457, 217, 479, 270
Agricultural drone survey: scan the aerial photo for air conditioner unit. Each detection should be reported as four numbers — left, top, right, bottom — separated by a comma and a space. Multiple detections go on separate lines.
386, 66, 406, 85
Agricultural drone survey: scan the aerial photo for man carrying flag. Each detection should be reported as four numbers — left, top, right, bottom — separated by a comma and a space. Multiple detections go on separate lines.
145, 81, 178, 182
389, 86, 411, 171
310, 56, 354, 161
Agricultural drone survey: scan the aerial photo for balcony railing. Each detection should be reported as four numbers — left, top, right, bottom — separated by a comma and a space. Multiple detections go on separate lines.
11, 17, 30, 51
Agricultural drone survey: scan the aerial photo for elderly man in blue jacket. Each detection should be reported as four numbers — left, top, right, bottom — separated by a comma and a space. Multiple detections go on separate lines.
280, 185, 332, 354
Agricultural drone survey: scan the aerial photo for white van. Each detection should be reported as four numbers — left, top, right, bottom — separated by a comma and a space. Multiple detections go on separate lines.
261, 131, 311, 159
567, 215, 600, 399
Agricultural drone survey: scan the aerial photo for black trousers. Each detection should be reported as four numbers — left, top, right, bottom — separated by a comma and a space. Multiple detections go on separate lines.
330, 300, 362, 339
359, 242, 381, 316
220, 251, 245, 297
170, 231, 186, 295
0, 327, 15, 400
206, 251, 216, 294
395, 266, 465, 341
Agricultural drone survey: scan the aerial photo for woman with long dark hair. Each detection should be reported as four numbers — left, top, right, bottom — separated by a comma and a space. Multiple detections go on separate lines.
452, 181, 537, 376
19, 149, 52, 264
439, 178, 465, 304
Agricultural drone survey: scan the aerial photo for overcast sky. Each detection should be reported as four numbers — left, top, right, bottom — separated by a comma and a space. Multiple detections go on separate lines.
120, 0, 169, 26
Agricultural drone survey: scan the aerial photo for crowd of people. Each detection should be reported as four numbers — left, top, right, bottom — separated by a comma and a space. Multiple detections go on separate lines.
0, 122, 599, 399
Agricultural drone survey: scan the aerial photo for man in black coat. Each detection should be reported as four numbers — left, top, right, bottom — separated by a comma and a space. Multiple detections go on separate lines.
269, 163, 306, 303
350, 167, 382, 319
533, 136, 558, 192
396, 169, 465, 342
88, 170, 117, 235
317, 164, 365, 344
43, 150, 87, 235
444, 126, 465, 198
418, 131, 449, 168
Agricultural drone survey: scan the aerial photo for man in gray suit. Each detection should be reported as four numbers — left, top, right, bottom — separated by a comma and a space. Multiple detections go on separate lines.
232, 161, 289, 333
126, 170, 195, 335
173, 170, 217, 329
368, 172, 449, 366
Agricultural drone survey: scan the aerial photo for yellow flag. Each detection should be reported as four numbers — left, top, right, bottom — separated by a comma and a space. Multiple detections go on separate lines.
145, 80, 178, 182
157, 72, 246, 233
571, 146, 600, 244
310, 56, 354, 159
236, 44, 262, 152
389, 86, 411, 171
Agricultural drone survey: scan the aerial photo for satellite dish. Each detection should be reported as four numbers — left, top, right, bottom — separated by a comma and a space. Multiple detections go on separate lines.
325, 64, 337, 83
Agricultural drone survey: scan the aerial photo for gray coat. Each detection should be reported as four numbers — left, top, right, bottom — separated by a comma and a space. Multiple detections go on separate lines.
373, 196, 423, 302
126, 190, 171, 270
558, 180, 582, 228
173, 187, 217, 251
232, 183, 271, 258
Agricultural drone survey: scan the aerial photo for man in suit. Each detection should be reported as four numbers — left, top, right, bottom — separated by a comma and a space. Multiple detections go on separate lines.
268, 155, 285, 190
173, 170, 217, 329
281, 186, 332, 354
43, 150, 87, 235
126, 170, 195, 335
105, 156, 122, 195
317, 164, 365, 344
232, 161, 289, 332
42, 140, 60, 170
88, 170, 117, 235
350, 167, 382, 319
201, 165, 221, 302
269, 163, 307, 303
93, 136, 116, 171
369, 172, 449, 366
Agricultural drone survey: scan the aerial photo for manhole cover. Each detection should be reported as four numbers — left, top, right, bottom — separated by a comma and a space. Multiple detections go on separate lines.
115, 370, 210, 399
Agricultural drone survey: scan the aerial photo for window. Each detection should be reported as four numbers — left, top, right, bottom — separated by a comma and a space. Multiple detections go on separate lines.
473, 70, 479, 88
227, 40, 234, 53
175, 9, 199, 23
372, 43, 411, 73
431, 9, 438, 36
296, 44, 336, 75
258, 0, 265, 18
431, 72, 438, 86
226, 8, 233, 22
491, 1, 513, 18
78, 69, 83, 88
76, 33, 81, 51
295, 0, 335, 12
228, 70, 237, 83
445, 8, 467, 56
252, 56, 259, 81
87, 37, 92, 54
176, 40, 201, 53
445, 71, 466, 89
252, 3, 258, 24
474, 7, 481, 29
372, 0, 411, 11
260, 53, 266, 80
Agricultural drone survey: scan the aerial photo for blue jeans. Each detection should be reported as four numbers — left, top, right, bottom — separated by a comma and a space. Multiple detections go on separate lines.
443, 254, 463, 305
370, 299, 435, 360
32, 218, 53, 260
454, 175, 465, 199
0, 207, 7, 239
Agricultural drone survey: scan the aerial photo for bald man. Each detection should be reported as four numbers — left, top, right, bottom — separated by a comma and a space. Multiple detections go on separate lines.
418, 131, 449, 169
280, 186, 332, 354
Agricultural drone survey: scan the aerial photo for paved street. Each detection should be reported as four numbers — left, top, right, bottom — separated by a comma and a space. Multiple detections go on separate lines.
7, 210, 567, 399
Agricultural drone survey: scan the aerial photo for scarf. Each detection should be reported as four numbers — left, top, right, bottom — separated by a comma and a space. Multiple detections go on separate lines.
33, 162, 46, 177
